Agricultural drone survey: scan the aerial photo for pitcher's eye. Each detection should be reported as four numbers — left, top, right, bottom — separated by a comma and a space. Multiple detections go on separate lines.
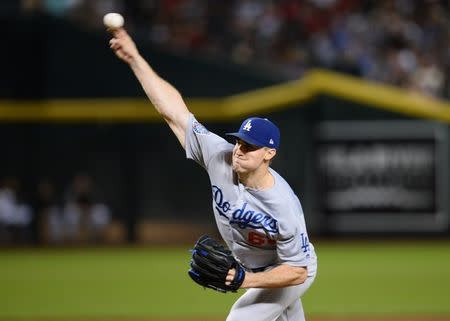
235, 139, 259, 151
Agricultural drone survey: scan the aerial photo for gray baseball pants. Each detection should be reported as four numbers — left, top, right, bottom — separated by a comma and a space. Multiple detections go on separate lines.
226, 274, 316, 321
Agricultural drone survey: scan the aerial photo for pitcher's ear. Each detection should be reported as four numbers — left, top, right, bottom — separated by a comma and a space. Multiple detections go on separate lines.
264, 148, 276, 161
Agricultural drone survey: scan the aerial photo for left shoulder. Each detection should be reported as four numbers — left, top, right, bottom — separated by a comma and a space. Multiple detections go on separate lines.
270, 169, 298, 200
268, 169, 304, 218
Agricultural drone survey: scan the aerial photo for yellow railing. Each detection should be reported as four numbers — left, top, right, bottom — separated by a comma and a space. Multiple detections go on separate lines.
1, 69, 449, 123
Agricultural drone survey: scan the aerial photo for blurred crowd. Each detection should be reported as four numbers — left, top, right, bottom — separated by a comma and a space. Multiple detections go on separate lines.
0, 173, 120, 246
21, 0, 450, 99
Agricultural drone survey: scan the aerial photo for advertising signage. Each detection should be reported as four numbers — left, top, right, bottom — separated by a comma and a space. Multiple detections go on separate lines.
316, 121, 448, 232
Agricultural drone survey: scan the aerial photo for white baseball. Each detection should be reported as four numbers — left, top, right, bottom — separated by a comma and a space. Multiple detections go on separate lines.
103, 13, 124, 29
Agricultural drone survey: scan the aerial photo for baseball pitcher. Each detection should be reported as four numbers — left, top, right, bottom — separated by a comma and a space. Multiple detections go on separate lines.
108, 28, 317, 321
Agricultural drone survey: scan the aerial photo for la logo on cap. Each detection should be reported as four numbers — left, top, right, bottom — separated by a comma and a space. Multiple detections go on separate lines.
225, 116, 280, 149
243, 120, 252, 132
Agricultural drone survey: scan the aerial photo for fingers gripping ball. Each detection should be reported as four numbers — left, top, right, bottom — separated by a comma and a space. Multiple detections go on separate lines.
188, 235, 245, 293
103, 13, 124, 29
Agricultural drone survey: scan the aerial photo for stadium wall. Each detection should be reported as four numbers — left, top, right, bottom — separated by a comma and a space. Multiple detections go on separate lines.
1, 14, 449, 238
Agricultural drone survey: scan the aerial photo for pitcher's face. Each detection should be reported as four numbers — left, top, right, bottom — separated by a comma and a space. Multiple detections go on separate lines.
232, 139, 275, 174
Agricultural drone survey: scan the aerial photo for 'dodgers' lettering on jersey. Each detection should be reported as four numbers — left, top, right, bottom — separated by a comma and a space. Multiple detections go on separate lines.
212, 185, 231, 218
231, 203, 279, 234
212, 185, 279, 234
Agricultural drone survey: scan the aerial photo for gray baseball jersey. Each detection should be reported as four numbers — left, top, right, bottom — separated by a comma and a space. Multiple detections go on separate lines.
186, 115, 317, 277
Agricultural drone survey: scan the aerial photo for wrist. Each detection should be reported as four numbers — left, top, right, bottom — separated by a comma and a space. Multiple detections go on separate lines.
129, 53, 145, 70
241, 272, 256, 288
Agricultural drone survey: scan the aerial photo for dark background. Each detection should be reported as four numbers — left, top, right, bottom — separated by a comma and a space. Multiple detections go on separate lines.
1, 8, 449, 244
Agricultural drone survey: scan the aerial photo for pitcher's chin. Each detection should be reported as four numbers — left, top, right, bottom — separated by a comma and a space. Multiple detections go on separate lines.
232, 162, 245, 174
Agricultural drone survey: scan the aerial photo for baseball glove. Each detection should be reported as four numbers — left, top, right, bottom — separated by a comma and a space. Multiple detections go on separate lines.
188, 235, 245, 293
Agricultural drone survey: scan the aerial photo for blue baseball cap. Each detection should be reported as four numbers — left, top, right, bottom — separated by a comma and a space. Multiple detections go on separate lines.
226, 117, 280, 149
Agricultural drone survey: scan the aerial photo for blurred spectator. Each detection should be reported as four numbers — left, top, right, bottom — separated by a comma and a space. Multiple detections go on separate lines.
62, 173, 111, 243
32, 178, 65, 244
34, 0, 448, 99
0, 173, 122, 246
20, 0, 81, 16
0, 177, 33, 244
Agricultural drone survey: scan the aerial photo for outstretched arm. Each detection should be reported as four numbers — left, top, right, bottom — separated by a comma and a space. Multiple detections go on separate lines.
109, 28, 190, 148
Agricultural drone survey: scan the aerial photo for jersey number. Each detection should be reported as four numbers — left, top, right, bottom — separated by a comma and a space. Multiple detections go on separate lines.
248, 232, 276, 246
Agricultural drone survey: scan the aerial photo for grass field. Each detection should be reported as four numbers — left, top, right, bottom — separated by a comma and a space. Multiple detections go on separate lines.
1, 240, 449, 320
